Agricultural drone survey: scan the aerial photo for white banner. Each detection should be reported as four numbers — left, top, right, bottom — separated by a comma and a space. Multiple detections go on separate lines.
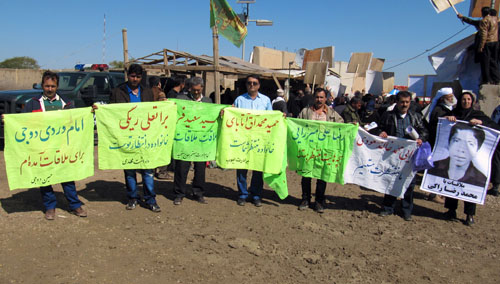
421, 119, 500, 205
344, 128, 418, 198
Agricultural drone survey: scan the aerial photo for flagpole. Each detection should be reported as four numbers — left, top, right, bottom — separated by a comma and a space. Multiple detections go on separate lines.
446, 0, 459, 15
212, 25, 221, 104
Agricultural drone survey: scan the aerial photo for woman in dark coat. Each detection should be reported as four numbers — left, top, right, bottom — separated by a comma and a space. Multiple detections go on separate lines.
443, 91, 499, 226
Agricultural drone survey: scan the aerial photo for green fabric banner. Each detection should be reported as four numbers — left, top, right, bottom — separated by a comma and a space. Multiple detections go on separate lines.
286, 118, 358, 184
3, 108, 94, 190
216, 107, 286, 174
95, 101, 177, 169
210, 0, 247, 47
170, 99, 227, 161
262, 145, 288, 200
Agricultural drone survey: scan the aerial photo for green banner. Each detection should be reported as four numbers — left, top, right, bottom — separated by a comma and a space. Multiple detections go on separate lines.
95, 101, 177, 169
263, 145, 288, 200
286, 118, 358, 184
170, 99, 227, 161
216, 107, 286, 174
210, 0, 247, 47
4, 108, 94, 190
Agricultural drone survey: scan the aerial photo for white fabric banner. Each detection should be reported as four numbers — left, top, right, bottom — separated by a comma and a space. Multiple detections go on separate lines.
344, 128, 418, 198
429, 0, 465, 13
421, 119, 500, 205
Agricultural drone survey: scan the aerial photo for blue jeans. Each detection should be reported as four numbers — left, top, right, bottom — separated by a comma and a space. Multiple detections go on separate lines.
236, 169, 263, 200
40, 181, 82, 211
124, 169, 156, 205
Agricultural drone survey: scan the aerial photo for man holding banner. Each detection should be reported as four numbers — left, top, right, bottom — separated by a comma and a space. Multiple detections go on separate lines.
109, 64, 161, 213
23, 71, 87, 220
173, 77, 213, 205
234, 75, 272, 207
378, 91, 428, 221
297, 88, 344, 213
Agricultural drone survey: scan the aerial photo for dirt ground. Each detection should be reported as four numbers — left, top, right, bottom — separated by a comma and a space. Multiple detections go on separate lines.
1, 147, 500, 284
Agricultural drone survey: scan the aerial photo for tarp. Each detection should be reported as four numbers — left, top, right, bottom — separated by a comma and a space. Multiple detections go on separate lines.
4, 108, 94, 190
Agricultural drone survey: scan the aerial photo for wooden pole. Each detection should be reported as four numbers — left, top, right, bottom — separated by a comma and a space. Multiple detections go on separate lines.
122, 28, 129, 77
212, 26, 221, 104
446, 0, 459, 15
163, 48, 170, 77
312, 74, 316, 92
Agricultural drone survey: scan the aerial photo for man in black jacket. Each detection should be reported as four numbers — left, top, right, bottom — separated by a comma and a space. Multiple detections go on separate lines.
110, 64, 161, 213
173, 77, 212, 205
377, 91, 429, 221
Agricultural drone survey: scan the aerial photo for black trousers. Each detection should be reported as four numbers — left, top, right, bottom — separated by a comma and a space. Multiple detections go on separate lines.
490, 143, 500, 185
173, 160, 206, 198
445, 197, 476, 216
480, 42, 500, 84
301, 177, 327, 203
382, 177, 416, 217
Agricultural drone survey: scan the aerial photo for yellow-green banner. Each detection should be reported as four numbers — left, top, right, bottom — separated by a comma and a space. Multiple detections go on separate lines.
4, 108, 94, 190
210, 0, 247, 47
216, 107, 286, 174
95, 102, 177, 169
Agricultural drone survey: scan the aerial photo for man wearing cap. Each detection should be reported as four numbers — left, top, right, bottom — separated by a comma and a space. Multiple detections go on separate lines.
272, 89, 288, 114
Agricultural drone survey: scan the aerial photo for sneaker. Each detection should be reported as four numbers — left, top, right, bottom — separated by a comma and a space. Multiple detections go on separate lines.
314, 202, 324, 213
379, 209, 393, 217
71, 207, 87, 217
298, 199, 310, 211
148, 203, 161, 213
443, 209, 457, 221
156, 172, 174, 181
173, 197, 183, 205
253, 198, 262, 207
195, 196, 208, 204
465, 214, 475, 226
237, 198, 246, 206
45, 208, 55, 220
403, 214, 412, 221
126, 199, 138, 210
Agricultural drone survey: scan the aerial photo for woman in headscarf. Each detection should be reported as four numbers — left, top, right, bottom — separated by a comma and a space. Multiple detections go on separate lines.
443, 91, 499, 226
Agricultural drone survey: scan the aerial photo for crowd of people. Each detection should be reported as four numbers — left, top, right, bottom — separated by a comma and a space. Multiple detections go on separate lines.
23, 64, 500, 228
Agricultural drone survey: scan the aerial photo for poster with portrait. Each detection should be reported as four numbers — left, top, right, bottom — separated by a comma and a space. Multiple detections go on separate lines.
421, 118, 500, 204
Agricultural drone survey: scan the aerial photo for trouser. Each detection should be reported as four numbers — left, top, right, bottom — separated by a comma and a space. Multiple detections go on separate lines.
236, 169, 263, 200
480, 42, 500, 84
490, 143, 500, 185
173, 160, 206, 198
382, 177, 416, 217
40, 181, 82, 211
445, 197, 476, 216
124, 169, 156, 205
301, 177, 327, 204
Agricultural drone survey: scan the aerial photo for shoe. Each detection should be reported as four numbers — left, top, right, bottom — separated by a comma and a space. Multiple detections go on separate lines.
429, 194, 445, 204
465, 214, 475, 226
45, 208, 55, 220
237, 198, 246, 206
444, 209, 457, 221
156, 172, 174, 181
195, 196, 208, 204
71, 207, 87, 217
379, 210, 393, 217
314, 202, 324, 214
403, 214, 412, 221
173, 197, 182, 205
298, 199, 310, 211
126, 199, 138, 210
253, 198, 262, 207
148, 203, 161, 213
488, 184, 499, 196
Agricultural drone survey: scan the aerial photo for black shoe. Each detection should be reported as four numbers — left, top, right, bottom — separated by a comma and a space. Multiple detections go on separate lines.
298, 199, 310, 211
403, 214, 413, 221
314, 202, 324, 213
379, 209, 393, 217
465, 214, 475, 226
195, 195, 208, 204
126, 199, 138, 210
488, 184, 499, 196
444, 209, 457, 221
253, 198, 262, 207
173, 197, 182, 205
237, 198, 246, 206
148, 203, 161, 213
